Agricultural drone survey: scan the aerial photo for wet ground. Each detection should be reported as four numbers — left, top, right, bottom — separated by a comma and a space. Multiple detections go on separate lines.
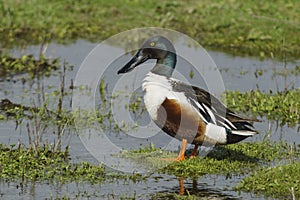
0, 40, 299, 199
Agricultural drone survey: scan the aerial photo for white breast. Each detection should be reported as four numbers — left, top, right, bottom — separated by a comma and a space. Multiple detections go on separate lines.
142, 72, 189, 120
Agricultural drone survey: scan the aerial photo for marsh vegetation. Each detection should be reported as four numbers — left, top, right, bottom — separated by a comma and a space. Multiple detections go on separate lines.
0, 0, 299, 199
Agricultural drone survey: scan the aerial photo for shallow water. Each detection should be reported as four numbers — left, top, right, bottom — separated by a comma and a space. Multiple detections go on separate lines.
0, 40, 299, 199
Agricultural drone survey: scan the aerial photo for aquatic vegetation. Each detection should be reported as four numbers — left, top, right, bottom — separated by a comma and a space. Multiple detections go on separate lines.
225, 89, 300, 127
272, 65, 300, 77
0, 54, 59, 78
123, 141, 297, 178
164, 141, 296, 178
1, 1, 299, 199
124, 140, 300, 198
1, 59, 73, 150
0, 33, 298, 199
150, 191, 229, 200
0, 98, 54, 119
150, 192, 195, 200
0, 144, 144, 184
121, 143, 175, 171
235, 162, 300, 198
126, 96, 144, 114
0, 1, 299, 58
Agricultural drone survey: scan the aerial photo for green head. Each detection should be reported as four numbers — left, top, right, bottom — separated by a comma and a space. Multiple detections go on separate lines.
117, 36, 177, 77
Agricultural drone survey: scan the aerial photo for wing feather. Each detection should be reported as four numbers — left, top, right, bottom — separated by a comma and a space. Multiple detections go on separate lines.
171, 80, 259, 132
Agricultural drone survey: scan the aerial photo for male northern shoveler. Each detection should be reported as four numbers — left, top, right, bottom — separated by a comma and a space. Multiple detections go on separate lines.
118, 36, 259, 161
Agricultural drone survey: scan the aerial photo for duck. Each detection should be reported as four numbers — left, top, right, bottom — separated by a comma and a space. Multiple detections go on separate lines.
117, 35, 259, 161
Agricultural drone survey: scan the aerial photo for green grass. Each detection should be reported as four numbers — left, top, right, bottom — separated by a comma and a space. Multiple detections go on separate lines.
1, 0, 299, 58
0, 144, 144, 184
235, 162, 300, 198
150, 193, 197, 200
164, 141, 296, 178
0, 54, 59, 77
124, 141, 300, 198
1, 138, 297, 198
225, 89, 300, 127
123, 141, 297, 178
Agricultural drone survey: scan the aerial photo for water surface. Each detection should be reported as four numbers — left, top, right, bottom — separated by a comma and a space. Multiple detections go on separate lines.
0, 40, 299, 199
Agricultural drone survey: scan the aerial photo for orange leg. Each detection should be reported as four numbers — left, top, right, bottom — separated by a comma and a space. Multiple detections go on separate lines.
189, 144, 199, 158
178, 177, 185, 195
174, 139, 187, 161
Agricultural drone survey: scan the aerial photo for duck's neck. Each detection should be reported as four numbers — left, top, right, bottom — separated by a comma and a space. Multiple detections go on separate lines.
151, 53, 176, 78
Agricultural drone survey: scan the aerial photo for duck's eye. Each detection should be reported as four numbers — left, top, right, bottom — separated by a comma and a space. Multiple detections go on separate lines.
150, 42, 156, 47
